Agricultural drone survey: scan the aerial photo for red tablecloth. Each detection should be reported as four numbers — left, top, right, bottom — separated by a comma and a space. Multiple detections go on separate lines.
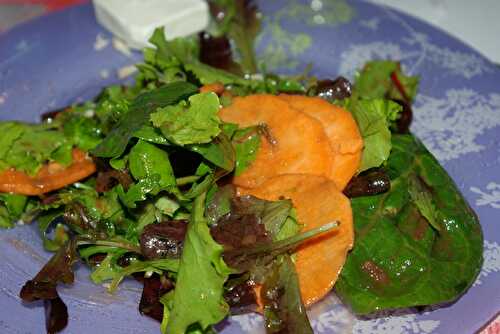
0, 0, 89, 32
0, 0, 87, 10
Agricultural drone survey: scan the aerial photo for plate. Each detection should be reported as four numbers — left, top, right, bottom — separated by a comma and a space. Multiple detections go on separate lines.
1, 1, 499, 333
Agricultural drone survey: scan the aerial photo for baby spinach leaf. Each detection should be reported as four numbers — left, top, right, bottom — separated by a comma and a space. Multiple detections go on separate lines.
133, 125, 169, 145
118, 140, 177, 208
166, 193, 231, 334
129, 140, 176, 191
231, 127, 261, 176
184, 62, 250, 86
189, 134, 235, 171
336, 134, 483, 314
151, 92, 221, 146
92, 81, 198, 158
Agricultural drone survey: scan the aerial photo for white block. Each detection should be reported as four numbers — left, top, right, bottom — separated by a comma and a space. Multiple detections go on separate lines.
93, 0, 210, 49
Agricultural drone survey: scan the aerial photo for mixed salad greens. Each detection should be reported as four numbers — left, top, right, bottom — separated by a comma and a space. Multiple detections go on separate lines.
0, 1, 483, 333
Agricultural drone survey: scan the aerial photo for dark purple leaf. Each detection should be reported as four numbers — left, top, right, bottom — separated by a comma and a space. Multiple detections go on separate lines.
139, 221, 188, 260
139, 275, 174, 322
224, 278, 258, 314
19, 240, 79, 334
207, 0, 261, 73
20, 281, 58, 302
87, 253, 107, 267
211, 213, 269, 252
315, 76, 352, 101
199, 32, 240, 73
40, 193, 60, 206
44, 296, 68, 334
344, 169, 391, 198
63, 202, 96, 232
261, 256, 313, 334
391, 98, 413, 134
95, 169, 133, 193
40, 107, 71, 123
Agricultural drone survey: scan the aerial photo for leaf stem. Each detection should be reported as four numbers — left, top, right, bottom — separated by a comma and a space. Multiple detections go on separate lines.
230, 221, 339, 257
77, 239, 141, 254
176, 175, 201, 186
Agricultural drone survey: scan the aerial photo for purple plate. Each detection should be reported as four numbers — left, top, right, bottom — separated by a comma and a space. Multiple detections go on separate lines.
1, 1, 499, 333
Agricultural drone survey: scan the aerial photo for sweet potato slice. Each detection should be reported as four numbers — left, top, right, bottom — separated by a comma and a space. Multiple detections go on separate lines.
278, 94, 363, 189
239, 174, 354, 306
219, 94, 335, 189
0, 148, 96, 196
199, 82, 225, 95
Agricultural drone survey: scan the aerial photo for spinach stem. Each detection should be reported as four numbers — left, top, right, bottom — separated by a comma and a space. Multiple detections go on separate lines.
176, 175, 201, 186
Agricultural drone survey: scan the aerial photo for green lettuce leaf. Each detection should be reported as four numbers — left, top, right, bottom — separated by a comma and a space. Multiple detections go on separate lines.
92, 81, 198, 158
166, 193, 231, 333
151, 92, 221, 146
91, 254, 179, 292
0, 122, 70, 175
118, 177, 159, 209
146, 28, 248, 87
149, 27, 199, 65
62, 116, 102, 151
355, 60, 419, 102
0, 122, 25, 166
343, 98, 402, 172
0, 193, 28, 228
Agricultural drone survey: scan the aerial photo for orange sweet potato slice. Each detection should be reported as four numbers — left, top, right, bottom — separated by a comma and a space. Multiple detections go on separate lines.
0, 148, 96, 196
239, 174, 354, 306
278, 94, 363, 189
199, 82, 225, 95
219, 94, 335, 189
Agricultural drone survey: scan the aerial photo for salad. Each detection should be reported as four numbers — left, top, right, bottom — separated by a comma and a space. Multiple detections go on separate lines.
0, 1, 483, 334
